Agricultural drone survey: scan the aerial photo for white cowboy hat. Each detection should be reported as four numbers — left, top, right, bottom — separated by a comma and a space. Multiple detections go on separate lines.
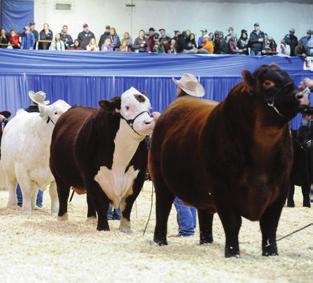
172, 73, 205, 98
28, 91, 50, 105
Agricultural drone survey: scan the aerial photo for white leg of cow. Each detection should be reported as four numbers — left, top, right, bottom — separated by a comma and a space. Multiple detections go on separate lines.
49, 181, 59, 216
15, 164, 32, 215
31, 188, 39, 210
119, 193, 132, 234
21, 187, 32, 215
6, 179, 17, 208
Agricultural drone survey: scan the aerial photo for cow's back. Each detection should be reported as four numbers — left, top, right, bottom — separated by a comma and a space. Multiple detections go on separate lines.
50, 106, 96, 187
150, 97, 218, 208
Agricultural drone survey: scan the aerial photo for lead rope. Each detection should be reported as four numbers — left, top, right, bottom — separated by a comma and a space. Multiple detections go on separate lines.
143, 181, 154, 236
69, 189, 75, 202
265, 222, 313, 247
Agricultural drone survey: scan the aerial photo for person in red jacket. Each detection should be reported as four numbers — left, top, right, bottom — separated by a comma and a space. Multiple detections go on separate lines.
9, 29, 20, 49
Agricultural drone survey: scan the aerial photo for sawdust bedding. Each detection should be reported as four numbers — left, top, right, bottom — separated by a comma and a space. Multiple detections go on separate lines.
0, 183, 312, 283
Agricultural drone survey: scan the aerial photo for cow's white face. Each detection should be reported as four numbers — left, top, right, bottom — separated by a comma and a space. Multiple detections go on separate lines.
120, 87, 155, 136
39, 99, 71, 124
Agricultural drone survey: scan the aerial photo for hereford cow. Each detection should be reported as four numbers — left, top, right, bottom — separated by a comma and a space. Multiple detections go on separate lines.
1, 100, 70, 214
50, 87, 156, 232
149, 64, 309, 257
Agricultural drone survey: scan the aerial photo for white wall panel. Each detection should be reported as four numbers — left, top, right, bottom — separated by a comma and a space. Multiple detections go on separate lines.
34, 0, 313, 43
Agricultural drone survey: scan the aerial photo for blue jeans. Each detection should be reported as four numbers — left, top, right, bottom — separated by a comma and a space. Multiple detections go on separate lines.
16, 185, 44, 208
107, 204, 121, 220
250, 50, 261, 56
174, 197, 197, 236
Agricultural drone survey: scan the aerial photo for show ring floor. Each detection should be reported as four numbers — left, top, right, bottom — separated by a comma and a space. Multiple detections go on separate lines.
0, 182, 312, 283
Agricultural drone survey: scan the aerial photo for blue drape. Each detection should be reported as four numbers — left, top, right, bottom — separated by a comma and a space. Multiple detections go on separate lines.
1, 0, 34, 33
0, 50, 311, 129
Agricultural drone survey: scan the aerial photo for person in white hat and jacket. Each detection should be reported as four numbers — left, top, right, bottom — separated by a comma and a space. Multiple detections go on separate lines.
171, 73, 205, 236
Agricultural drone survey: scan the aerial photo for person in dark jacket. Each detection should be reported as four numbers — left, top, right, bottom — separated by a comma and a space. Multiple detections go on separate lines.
98, 25, 111, 49
175, 32, 187, 53
133, 30, 148, 52
147, 27, 156, 52
0, 28, 9, 48
77, 24, 95, 50
159, 28, 171, 45
60, 25, 73, 49
248, 22, 265, 56
38, 23, 53, 50
214, 31, 227, 54
29, 22, 38, 49
283, 28, 298, 56
237, 29, 249, 55
184, 30, 197, 52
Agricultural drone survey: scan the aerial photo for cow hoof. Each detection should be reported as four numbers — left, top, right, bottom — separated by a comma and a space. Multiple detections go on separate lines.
225, 246, 240, 258
119, 218, 132, 233
51, 212, 58, 217
97, 226, 110, 232
7, 203, 17, 209
58, 213, 68, 221
287, 201, 295, 207
153, 238, 168, 246
200, 235, 213, 245
262, 251, 279, 256
262, 244, 278, 256
22, 210, 32, 217
119, 226, 132, 234
303, 201, 311, 208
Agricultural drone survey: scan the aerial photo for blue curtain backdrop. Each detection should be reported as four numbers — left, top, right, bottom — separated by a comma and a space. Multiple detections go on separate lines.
0, 50, 311, 129
1, 0, 34, 33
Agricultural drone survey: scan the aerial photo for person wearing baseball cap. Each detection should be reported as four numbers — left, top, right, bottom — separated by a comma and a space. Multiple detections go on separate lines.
29, 22, 38, 48
283, 28, 298, 56
21, 26, 35, 50
248, 22, 265, 55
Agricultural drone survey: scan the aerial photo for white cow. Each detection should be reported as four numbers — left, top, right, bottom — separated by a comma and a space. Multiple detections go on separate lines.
1, 99, 71, 214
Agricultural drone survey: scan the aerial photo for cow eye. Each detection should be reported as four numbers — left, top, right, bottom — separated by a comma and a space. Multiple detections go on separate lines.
54, 112, 58, 115
263, 80, 275, 89
125, 106, 130, 110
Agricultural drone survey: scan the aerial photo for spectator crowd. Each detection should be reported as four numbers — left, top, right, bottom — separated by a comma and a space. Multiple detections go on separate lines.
0, 21, 312, 57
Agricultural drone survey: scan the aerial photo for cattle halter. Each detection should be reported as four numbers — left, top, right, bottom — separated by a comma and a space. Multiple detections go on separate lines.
46, 116, 56, 125
264, 82, 296, 120
120, 111, 152, 136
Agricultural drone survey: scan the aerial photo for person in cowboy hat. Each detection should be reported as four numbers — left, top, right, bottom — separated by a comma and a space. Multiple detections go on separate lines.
171, 73, 205, 237
25, 91, 49, 112
16, 91, 49, 208
173, 73, 205, 98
